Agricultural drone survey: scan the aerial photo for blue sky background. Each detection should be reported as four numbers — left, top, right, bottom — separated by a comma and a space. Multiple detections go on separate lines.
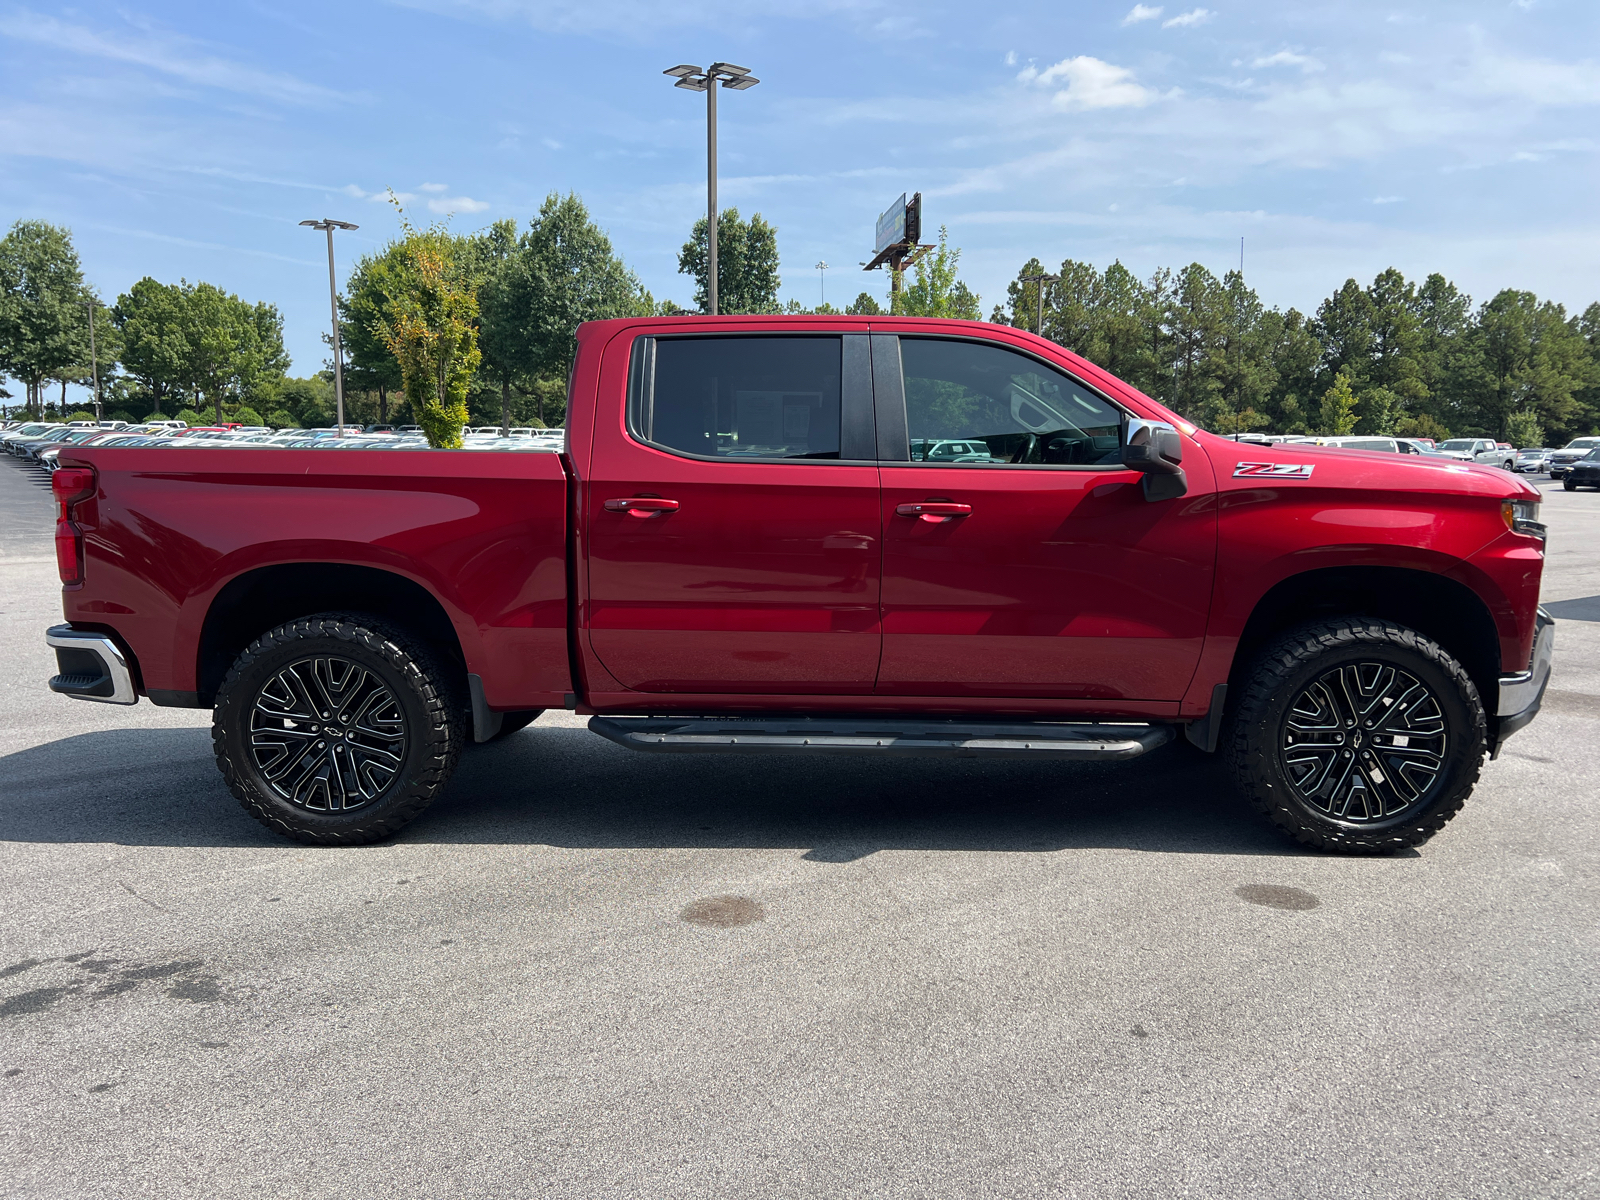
3, 0, 1597, 382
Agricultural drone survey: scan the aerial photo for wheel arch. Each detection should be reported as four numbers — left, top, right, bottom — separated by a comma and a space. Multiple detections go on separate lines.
197, 562, 467, 707
1231, 565, 1501, 710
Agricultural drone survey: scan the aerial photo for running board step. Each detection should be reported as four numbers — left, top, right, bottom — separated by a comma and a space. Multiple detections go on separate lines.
588, 716, 1174, 761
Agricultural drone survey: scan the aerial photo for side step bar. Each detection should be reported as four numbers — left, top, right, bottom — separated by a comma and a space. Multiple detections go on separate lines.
588, 715, 1174, 761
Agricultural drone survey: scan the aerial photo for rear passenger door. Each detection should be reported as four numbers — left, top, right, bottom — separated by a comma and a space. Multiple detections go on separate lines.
585, 332, 883, 695
872, 333, 1216, 701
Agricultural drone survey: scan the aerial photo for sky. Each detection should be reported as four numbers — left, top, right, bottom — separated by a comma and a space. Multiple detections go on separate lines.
3, 0, 1598, 384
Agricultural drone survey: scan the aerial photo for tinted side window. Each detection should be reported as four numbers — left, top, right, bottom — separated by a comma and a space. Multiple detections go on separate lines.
638, 336, 842, 460
900, 338, 1123, 466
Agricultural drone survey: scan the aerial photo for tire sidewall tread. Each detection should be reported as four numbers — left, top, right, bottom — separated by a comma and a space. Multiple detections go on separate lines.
212, 613, 464, 845
1225, 617, 1486, 854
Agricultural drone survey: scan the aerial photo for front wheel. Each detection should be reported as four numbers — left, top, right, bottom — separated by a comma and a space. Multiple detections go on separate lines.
1564, 479, 1577, 491
213, 614, 465, 844
1226, 618, 1486, 853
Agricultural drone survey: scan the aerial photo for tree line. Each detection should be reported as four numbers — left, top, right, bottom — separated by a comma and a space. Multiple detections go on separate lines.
991, 258, 1600, 446
6, 204, 1595, 447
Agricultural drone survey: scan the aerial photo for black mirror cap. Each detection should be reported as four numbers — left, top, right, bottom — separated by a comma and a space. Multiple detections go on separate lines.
1123, 419, 1187, 501
1123, 420, 1184, 472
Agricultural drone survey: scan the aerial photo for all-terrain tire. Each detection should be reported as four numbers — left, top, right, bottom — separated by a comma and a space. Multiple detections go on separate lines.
213, 613, 466, 845
1226, 617, 1486, 854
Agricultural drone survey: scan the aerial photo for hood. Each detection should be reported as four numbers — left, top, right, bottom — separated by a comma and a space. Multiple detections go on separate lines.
1201, 433, 1540, 501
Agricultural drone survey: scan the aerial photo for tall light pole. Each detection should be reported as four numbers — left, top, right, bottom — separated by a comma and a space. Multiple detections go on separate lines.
815, 261, 829, 309
1019, 272, 1060, 338
83, 298, 103, 421
300, 218, 359, 436
664, 62, 760, 316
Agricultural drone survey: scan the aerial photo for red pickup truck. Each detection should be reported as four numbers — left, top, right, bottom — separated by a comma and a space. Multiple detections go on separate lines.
44, 316, 1553, 854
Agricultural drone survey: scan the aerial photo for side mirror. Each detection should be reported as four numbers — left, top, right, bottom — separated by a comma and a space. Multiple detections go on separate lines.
1122, 418, 1188, 502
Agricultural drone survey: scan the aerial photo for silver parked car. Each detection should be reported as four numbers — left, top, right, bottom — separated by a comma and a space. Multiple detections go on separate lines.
1514, 447, 1553, 474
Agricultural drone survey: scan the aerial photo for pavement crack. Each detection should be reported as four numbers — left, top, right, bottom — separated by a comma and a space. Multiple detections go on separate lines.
119, 881, 167, 913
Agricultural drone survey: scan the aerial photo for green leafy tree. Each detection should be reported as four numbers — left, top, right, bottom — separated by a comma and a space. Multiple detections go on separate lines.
114, 278, 191, 415
375, 218, 482, 448
1505, 408, 1544, 448
1395, 413, 1450, 441
898, 227, 981, 319
0, 220, 95, 417
1462, 290, 1591, 441
1318, 371, 1359, 435
846, 292, 883, 316
677, 207, 781, 315
340, 246, 408, 422
480, 193, 651, 427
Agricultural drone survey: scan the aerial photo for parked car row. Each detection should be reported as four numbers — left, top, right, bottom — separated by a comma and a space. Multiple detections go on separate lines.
1224, 431, 1600, 478
0, 420, 565, 472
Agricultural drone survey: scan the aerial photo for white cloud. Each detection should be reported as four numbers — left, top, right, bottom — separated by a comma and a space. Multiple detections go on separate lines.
1018, 56, 1160, 110
1253, 50, 1322, 72
1122, 5, 1163, 24
1372, 196, 1404, 204
418, 182, 449, 193
1471, 51, 1600, 106
1004, 50, 1018, 66
426, 194, 490, 213
1162, 7, 1213, 28
0, 10, 353, 106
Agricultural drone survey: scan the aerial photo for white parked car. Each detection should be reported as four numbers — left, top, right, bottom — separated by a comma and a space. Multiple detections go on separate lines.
1307, 436, 1401, 453
1436, 438, 1515, 470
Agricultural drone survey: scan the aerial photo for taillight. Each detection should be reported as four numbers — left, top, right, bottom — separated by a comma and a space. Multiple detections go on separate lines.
51, 467, 96, 586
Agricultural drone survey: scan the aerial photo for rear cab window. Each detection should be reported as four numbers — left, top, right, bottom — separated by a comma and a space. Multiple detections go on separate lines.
629, 336, 844, 461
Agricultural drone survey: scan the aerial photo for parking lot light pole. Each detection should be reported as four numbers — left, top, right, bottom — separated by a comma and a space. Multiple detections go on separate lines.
1019, 272, 1060, 338
664, 62, 760, 316
299, 219, 359, 436
816, 261, 829, 309
84, 298, 103, 421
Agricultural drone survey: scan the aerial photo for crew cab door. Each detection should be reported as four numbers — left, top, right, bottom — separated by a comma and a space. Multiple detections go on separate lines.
585, 331, 882, 694
871, 333, 1216, 701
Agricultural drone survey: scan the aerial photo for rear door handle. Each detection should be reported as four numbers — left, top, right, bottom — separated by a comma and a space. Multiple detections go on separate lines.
604, 497, 680, 517
895, 502, 972, 522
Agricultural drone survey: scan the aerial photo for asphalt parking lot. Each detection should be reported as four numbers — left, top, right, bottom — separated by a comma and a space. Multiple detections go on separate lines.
1, 458, 1596, 1199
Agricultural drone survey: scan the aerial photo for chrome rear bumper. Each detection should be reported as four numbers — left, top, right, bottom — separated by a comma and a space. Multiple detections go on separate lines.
45, 625, 138, 705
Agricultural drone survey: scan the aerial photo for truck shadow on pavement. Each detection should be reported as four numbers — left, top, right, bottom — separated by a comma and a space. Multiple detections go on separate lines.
0, 724, 1322, 858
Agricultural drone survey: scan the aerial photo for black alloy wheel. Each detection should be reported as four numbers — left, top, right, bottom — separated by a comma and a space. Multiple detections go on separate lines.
1278, 662, 1446, 826
214, 614, 465, 844
1227, 618, 1486, 853
249, 655, 408, 812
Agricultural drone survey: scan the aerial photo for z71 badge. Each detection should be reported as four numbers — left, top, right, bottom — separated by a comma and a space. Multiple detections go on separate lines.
1234, 462, 1315, 479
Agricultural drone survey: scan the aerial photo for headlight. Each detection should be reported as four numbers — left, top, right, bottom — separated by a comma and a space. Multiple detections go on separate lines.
1502, 498, 1545, 540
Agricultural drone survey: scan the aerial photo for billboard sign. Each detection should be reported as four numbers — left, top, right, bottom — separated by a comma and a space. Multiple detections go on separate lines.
875, 194, 907, 255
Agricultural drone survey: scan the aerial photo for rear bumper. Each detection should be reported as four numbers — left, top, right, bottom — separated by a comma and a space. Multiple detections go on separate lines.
1492, 607, 1554, 753
45, 624, 138, 705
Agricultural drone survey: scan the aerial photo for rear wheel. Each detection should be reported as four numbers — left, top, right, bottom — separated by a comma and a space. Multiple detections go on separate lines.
1227, 618, 1485, 853
213, 614, 465, 844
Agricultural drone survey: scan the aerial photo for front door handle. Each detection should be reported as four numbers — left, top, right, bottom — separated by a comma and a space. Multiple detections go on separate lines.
895, 502, 972, 522
604, 497, 680, 517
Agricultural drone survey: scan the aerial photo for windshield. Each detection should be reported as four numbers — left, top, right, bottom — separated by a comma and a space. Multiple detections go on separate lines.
1440, 440, 1476, 451
1567, 438, 1600, 449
